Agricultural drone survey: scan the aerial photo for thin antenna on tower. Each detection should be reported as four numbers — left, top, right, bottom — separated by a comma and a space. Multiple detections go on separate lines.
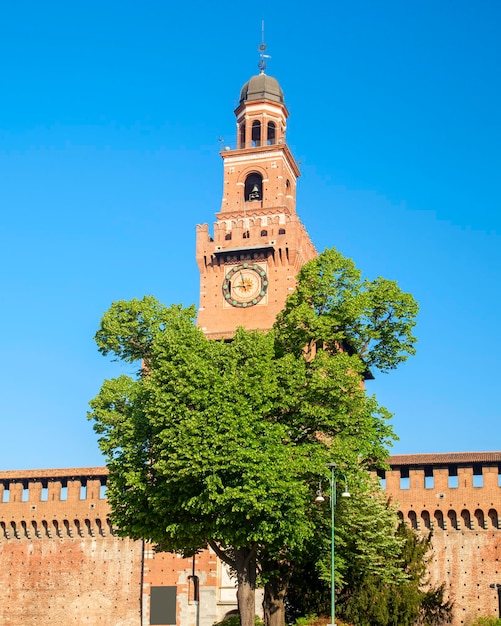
258, 20, 271, 73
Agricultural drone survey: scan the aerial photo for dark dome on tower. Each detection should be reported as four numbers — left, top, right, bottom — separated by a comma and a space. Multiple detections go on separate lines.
239, 73, 284, 105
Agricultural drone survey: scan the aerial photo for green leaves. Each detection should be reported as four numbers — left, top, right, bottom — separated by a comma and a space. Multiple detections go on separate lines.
94, 296, 196, 365
88, 288, 403, 557
274, 248, 418, 373
333, 500, 453, 626
90, 308, 317, 556
89, 243, 419, 625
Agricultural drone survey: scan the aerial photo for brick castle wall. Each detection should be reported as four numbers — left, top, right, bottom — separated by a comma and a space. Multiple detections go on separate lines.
0, 468, 243, 626
382, 453, 501, 624
0, 468, 142, 626
2, 455, 500, 625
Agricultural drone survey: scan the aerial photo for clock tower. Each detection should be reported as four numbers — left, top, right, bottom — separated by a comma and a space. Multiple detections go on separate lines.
196, 62, 317, 339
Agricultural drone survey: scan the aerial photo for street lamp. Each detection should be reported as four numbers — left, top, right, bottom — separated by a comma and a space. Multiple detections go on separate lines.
315, 462, 350, 626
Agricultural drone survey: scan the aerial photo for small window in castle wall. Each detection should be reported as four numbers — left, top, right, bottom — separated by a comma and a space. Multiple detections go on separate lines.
60, 485, 68, 501
100, 484, 107, 499
80, 484, 87, 500
41, 486, 48, 501
376, 469, 386, 489
473, 465, 483, 487
400, 469, 410, 490
22, 487, 29, 502
425, 467, 434, 489
2, 486, 10, 503
448, 466, 458, 488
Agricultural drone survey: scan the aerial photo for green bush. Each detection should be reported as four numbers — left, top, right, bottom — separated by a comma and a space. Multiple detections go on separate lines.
213, 615, 264, 626
294, 615, 352, 626
469, 617, 501, 626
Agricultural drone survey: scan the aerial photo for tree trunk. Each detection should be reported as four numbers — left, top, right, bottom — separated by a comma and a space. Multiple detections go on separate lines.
263, 580, 287, 626
234, 547, 257, 626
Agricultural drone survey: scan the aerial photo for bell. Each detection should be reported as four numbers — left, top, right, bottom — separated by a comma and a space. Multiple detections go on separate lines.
248, 184, 261, 201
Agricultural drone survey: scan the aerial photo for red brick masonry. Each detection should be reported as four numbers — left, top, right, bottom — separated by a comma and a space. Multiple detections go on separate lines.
1, 454, 500, 625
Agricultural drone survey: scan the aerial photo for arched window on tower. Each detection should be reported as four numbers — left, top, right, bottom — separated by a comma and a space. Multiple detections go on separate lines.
408, 510, 418, 530
488, 509, 499, 529
461, 509, 472, 529
267, 122, 276, 145
475, 508, 486, 529
239, 123, 246, 149
434, 510, 445, 530
447, 509, 458, 530
421, 510, 431, 529
245, 173, 263, 202
251, 121, 261, 147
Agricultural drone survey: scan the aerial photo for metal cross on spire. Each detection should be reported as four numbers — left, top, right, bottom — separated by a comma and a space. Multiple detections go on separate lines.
258, 20, 271, 74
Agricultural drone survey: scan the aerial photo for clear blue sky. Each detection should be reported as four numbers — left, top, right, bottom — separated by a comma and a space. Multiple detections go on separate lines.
1, 1, 499, 470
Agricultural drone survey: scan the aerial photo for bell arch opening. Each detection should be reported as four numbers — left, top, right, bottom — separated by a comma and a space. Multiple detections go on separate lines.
238, 123, 246, 149
245, 173, 263, 202
267, 121, 276, 145
251, 121, 261, 147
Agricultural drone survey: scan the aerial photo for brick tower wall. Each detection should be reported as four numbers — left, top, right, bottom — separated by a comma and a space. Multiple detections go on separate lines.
196, 215, 316, 339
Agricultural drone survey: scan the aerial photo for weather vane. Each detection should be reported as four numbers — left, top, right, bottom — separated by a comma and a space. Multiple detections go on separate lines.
258, 20, 271, 73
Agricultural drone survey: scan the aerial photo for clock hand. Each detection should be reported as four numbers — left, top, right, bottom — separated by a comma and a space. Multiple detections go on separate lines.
239, 272, 247, 291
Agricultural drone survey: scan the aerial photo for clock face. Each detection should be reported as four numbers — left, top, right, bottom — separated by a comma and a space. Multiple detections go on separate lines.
222, 263, 268, 308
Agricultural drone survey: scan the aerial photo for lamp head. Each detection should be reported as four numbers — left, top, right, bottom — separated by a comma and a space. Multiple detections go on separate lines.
314, 480, 325, 503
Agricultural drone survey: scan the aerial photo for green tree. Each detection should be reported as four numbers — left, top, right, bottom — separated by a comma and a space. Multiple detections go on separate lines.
337, 517, 452, 626
286, 482, 452, 626
274, 248, 418, 372
284, 478, 407, 623
89, 248, 418, 626
262, 248, 418, 625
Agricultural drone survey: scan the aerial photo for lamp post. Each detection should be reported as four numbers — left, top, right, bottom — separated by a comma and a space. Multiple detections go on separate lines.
316, 463, 350, 626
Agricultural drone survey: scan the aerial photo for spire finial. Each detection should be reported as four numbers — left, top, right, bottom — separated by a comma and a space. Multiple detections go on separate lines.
258, 20, 271, 74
